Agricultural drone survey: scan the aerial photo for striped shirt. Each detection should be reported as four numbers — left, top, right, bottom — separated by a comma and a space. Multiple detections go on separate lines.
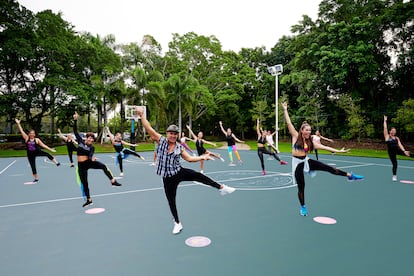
156, 136, 183, 177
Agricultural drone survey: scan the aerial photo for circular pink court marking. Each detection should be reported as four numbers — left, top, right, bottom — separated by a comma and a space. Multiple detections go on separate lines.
313, 216, 337, 225
24, 181, 37, 185
185, 236, 212, 248
84, 208, 106, 214
400, 180, 414, 184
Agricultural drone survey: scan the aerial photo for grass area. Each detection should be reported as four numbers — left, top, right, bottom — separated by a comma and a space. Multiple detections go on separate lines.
0, 140, 411, 160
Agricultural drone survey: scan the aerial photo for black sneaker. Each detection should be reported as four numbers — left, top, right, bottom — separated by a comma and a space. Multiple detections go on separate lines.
70, 164, 75, 168
33, 179, 39, 183
56, 162, 61, 167
82, 200, 93, 208
112, 181, 122, 187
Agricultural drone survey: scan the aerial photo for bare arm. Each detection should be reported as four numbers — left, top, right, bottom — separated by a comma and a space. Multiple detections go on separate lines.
15, 118, 28, 141
256, 119, 261, 137
186, 125, 197, 141
202, 139, 217, 147
320, 135, 333, 143
218, 121, 227, 136
121, 140, 137, 147
396, 137, 410, 156
182, 147, 214, 162
105, 127, 115, 144
36, 138, 56, 152
314, 143, 349, 153
135, 106, 161, 142
383, 115, 389, 141
282, 102, 298, 138
232, 134, 244, 143
57, 128, 68, 142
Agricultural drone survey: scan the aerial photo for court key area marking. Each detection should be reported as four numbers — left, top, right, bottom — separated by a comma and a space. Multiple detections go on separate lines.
185, 236, 212, 248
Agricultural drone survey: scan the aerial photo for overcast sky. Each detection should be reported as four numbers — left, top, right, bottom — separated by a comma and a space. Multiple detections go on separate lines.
18, 0, 321, 52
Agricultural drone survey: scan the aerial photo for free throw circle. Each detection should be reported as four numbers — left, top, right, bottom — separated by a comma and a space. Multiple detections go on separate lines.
400, 180, 414, 184
185, 236, 212, 248
313, 216, 337, 225
85, 208, 106, 214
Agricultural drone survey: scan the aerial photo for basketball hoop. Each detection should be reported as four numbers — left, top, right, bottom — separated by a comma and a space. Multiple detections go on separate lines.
125, 105, 146, 121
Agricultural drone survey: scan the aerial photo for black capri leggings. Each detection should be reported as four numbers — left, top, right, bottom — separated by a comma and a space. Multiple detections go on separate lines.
162, 167, 221, 223
295, 159, 347, 206
27, 150, 54, 174
78, 159, 114, 199
257, 147, 281, 170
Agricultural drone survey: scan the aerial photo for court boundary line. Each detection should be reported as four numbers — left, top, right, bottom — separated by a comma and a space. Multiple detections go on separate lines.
0, 160, 17, 175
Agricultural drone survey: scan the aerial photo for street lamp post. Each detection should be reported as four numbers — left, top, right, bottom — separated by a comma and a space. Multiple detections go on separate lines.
267, 64, 283, 150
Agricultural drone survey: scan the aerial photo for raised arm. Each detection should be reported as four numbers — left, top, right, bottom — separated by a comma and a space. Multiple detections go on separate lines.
105, 127, 115, 144
186, 125, 198, 141
57, 128, 68, 142
256, 119, 261, 137
135, 106, 161, 142
383, 115, 389, 141
73, 112, 83, 143
15, 118, 28, 141
282, 102, 298, 138
202, 139, 217, 147
218, 121, 227, 136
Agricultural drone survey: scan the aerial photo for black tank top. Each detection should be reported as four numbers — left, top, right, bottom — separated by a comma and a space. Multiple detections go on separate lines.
226, 135, 235, 146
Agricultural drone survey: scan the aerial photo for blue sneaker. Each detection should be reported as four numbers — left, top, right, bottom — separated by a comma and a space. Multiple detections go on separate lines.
300, 205, 307, 216
348, 172, 364, 182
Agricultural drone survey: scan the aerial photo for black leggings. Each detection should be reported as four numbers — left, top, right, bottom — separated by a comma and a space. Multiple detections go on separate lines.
27, 150, 54, 174
116, 149, 142, 172
388, 149, 398, 175
78, 159, 114, 199
68, 149, 75, 163
162, 167, 221, 223
257, 147, 280, 170
295, 159, 347, 206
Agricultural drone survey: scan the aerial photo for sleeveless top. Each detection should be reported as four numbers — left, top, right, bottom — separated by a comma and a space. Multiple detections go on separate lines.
113, 140, 123, 153
26, 138, 39, 152
73, 121, 94, 159
226, 135, 235, 146
196, 139, 206, 155
66, 140, 77, 151
386, 137, 399, 152
257, 136, 266, 145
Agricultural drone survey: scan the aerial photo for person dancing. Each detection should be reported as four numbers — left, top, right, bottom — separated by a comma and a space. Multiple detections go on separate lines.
187, 125, 224, 173
312, 130, 334, 160
135, 106, 235, 235
106, 127, 145, 177
180, 132, 195, 156
73, 113, 121, 207
256, 119, 288, 175
15, 118, 60, 183
282, 102, 364, 216
383, 115, 412, 181
265, 129, 277, 159
219, 121, 244, 166
57, 128, 78, 167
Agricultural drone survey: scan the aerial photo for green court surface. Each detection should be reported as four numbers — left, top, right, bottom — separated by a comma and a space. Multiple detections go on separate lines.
0, 150, 413, 276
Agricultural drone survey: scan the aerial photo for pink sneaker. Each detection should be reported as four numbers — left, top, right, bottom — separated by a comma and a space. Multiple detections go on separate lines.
262, 170, 266, 175
280, 160, 288, 165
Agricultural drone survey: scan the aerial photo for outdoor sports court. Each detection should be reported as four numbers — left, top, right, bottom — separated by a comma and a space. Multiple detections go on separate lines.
0, 149, 413, 276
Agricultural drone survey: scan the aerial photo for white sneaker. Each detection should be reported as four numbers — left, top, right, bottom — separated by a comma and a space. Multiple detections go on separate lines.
172, 222, 183, 234
120, 172, 124, 177
392, 175, 397, 182
200, 170, 204, 174
150, 162, 155, 166
220, 185, 236, 196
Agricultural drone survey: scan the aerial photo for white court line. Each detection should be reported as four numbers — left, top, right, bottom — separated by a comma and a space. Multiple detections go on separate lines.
337, 163, 375, 170
0, 183, 196, 209
0, 160, 17, 175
